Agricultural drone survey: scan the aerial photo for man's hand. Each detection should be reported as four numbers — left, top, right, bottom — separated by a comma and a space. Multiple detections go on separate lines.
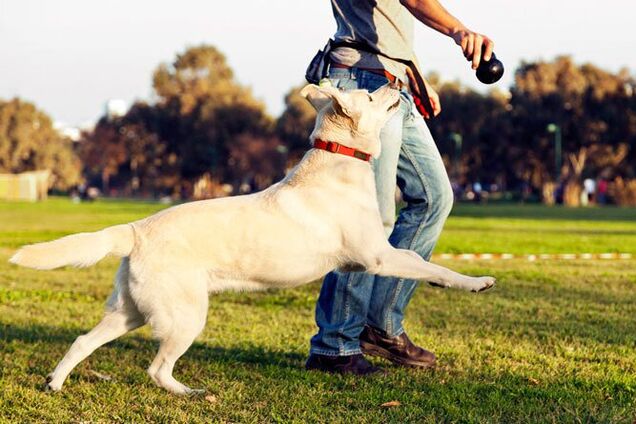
423, 79, 441, 117
451, 30, 494, 70
405, 68, 442, 117
399, 0, 495, 70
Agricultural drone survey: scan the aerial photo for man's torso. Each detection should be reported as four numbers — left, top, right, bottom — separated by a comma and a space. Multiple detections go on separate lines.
330, 0, 415, 80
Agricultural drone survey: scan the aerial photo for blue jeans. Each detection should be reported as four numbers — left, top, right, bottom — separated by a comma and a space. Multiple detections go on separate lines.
310, 67, 454, 356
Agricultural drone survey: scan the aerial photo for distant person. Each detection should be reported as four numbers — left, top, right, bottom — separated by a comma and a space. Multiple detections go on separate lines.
597, 178, 609, 205
305, 0, 495, 375
555, 180, 565, 205
521, 180, 532, 202
78, 183, 87, 201
473, 181, 483, 202
451, 179, 462, 200
86, 187, 100, 202
583, 178, 596, 204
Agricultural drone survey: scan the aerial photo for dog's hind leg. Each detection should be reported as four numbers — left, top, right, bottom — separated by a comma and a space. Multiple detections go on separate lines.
144, 273, 209, 395
372, 248, 496, 292
46, 259, 145, 391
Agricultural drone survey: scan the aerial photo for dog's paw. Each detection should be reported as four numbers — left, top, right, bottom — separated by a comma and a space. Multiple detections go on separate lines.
168, 383, 206, 396
44, 374, 62, 392
471, 276, 496, 293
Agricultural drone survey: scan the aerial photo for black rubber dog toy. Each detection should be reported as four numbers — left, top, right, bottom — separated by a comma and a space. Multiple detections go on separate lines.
476, 52, 504, 84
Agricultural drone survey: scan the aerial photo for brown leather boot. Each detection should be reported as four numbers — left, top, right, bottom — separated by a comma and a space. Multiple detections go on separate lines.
305, 353, 383, 376
359, 325, 436, 368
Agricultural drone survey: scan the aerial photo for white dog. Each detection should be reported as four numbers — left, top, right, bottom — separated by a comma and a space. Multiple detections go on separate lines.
10, 84, 495, 395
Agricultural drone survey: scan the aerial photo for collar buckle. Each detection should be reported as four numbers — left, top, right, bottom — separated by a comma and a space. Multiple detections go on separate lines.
325, 141, 340, 153
313, 139, 371, 162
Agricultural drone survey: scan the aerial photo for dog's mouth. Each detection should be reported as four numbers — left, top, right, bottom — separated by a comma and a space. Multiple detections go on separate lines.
387, 98, 400, 111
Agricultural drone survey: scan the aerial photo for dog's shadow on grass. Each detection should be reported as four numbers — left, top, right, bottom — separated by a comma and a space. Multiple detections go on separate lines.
0, 322, 306, 372
3, 324, 633, 422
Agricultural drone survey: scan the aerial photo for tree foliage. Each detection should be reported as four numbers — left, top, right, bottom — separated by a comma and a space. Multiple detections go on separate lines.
509, 57, 634, 187
427, 75, 512, 188
81, 45, 277, 197
77, 49, 635, 204
275, 85, 317, 163
80, 103, 177, 195
152, 45, 273, 182
430, 57, 636, 204
0, 98, 82, 190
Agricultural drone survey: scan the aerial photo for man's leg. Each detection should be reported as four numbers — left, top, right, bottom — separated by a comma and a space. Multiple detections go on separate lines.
310, 271, 374, 357
308, 74, 407, 369
366, 95, 453, 338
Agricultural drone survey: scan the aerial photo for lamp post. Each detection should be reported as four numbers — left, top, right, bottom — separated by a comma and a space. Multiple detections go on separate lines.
449, 132, 463, 177
546, 123, 562, 180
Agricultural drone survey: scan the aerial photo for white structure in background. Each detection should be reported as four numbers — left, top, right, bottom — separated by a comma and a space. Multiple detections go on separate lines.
53, 122, 82, 142
54, 121, 95, 142
0, 170, 50, 201
104, 99, 128, 119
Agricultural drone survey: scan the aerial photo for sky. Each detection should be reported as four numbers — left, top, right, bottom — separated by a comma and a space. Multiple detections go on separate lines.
0, 0, 635, 127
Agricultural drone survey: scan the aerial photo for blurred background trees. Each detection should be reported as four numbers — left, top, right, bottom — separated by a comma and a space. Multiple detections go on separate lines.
428, 56, 636, 205
0, 98, 82, 190
3, 45, 634, 204
80, 102, 175, 196
81, 45, 281, 198
275, 85, 317, 164
505, 56, 635, 205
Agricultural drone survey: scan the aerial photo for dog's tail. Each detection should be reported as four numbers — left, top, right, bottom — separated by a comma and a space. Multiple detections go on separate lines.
9, 224, 135, 270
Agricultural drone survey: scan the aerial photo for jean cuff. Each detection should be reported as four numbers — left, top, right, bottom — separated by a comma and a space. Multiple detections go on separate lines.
309, 347, 362, 357
371, 324, 405, 339
390, 326, 406, 338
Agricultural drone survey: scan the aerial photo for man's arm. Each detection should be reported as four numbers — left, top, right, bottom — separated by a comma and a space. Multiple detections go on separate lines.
400, 0, 494, 70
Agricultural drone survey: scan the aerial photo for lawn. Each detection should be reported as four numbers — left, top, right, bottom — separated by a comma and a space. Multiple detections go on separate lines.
1, 198, 635, 423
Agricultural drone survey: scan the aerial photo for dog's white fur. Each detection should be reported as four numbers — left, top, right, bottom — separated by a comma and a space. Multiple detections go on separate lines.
10, 84, 495, 395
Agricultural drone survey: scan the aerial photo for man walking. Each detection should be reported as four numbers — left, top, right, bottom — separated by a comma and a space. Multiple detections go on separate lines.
306, 0, 495, 374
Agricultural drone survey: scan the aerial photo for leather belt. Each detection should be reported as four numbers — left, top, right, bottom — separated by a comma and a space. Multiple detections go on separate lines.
330, 63, 407, 90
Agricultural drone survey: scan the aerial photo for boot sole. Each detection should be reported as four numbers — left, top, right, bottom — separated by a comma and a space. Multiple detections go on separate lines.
360, 341, 436, 369
305, 361, 384, 376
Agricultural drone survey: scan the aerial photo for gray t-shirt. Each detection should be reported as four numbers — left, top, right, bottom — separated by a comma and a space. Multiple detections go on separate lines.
329, 0, 416, 81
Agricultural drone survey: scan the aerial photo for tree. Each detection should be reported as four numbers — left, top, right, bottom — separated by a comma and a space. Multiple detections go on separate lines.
80, 103, 177, 196
427, 75, 513, 190
0, 98, 82, 190
426, 60, 636, 204
275, 84, 317, 163
80, 45, 279, 198
510, 56, 635, 204
227, 133, 286, 192
152, 45, 274, 185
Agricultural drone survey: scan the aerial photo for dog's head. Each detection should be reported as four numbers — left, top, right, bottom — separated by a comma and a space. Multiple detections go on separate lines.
301, 83, 401, 158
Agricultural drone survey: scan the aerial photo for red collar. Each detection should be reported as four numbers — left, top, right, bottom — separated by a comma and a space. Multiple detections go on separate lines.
313, 139, 372, 162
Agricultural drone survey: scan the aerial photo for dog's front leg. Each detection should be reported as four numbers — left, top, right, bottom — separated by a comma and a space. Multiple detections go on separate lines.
371, 248, 495, 292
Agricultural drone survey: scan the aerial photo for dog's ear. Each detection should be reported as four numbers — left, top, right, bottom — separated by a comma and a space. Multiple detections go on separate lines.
300, 84, 352, 117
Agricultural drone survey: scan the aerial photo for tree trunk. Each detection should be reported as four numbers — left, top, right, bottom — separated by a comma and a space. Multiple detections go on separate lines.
542, 182, 555, 205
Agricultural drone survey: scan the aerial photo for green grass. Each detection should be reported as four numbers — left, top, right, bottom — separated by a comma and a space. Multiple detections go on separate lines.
437, 204, 636, 255
1, 198, 635, 422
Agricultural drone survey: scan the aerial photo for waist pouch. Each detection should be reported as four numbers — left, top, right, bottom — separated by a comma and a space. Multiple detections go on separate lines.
305, 39, 434, 119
